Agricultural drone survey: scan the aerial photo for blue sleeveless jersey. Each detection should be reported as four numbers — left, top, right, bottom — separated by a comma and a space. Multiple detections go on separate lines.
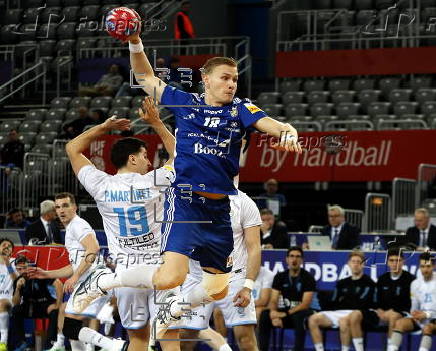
161, 85, 267, 195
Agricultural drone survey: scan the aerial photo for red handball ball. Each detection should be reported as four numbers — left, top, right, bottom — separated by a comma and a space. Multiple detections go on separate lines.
105, 7, 141, 41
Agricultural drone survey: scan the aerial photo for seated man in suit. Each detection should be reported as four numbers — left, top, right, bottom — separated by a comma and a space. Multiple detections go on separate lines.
260, 209, 289, 249
321, 205, 360, 250
24, 200, 63, 245
403, 208, 436, 251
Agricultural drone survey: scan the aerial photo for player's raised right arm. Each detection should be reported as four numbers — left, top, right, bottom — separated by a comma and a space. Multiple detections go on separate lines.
66, 117, 131, 176
128, 34, 166, 102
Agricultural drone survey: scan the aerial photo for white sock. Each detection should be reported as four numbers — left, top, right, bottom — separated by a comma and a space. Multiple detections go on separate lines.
70, 340, 86, 351
54, 333, 65, 347
0, 311, 8, 344
387, 345, 399, 351
387, 338, 391, 346
98, 265, 158, 290
219, 345, 232, 351
419, 334, 432, 351
314, 343, 324, 351
169, 283, 213, 318
341, 346, 349, 351
79, 327, 116, 350
352, 338, 364, 351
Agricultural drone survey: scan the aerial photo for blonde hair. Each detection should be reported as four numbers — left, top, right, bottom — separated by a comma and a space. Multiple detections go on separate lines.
348, 250, 365, 263
201, 57, 238, 75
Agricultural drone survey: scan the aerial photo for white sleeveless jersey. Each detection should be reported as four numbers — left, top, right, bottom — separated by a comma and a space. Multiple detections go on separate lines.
0, 263, 14, 298
188, 189, 261, 281
78, 164, 174, 268
229, 190, 262, 281
64, 215, 101, 277
252, 266, 275, 302
411, 276, 436, 318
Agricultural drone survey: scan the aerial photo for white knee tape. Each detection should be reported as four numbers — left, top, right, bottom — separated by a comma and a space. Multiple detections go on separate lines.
201, 271, 230, 297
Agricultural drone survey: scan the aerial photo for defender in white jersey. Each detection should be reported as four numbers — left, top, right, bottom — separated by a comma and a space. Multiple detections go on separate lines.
388, 252, 436, 351
28, 193, 111, 351
179, 190, 262, 351
0, 238, 17, 350
66, 97, 178, 351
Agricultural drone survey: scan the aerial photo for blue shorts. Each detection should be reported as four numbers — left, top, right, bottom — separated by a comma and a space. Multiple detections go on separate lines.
161, 187, 233, 273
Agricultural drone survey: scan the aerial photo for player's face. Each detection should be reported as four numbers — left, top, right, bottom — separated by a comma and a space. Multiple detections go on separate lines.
387, 255, 403, 274
328, 210, 344, 227
415, 213, 429, 230
0, 241, 12, 257
132, 147, 151, 175
16, 263, 28, 278
203, 65, 238, 105
348, 256, 364, 275
286, 250, 303, 270
55, 197, 77, 225
420, 260, 434, 280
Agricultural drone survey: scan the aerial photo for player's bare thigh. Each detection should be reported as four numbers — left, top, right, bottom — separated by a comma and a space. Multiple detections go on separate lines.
153, 251, 189, 289
0, 298, 11, 312
127, 326, 149, 351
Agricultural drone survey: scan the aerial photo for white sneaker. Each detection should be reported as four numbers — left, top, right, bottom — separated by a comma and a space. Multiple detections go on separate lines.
72, 266, 111, 313
44, 344, 65, 351
149, 291, 181, 349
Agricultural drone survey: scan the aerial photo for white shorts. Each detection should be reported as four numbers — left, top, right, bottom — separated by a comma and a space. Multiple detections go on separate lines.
113, 264, 179, 330
65, 291, 112, 318
321, 310, 354, 328
177, 276, 257, 330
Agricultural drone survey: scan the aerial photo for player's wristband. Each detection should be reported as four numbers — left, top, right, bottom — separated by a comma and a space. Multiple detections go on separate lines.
129, 41, 144, 53
244, 279, 254, 290
6, 265, 14, 274
425, 311, 432, 319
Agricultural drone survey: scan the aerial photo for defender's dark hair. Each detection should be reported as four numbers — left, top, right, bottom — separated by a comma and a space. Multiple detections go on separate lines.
419, 252, 434, 263
110, 137, 147, 169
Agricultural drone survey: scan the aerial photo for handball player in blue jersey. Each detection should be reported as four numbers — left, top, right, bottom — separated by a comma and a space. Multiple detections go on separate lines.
71, 25, 302, 343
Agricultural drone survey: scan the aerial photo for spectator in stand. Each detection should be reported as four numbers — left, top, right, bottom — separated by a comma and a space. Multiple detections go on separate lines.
0, 129, 24, 169
89, 109, 106, 125
79, 64, 124, 97
256, 178, 287, 217
62, 107, 101, 139
402, 208, 436, 251
321, 205, 360, 250
260, 209, 288, 249
174, 0, 195, 41
25, 200, 63, 245
4, 208, 30, 229
308, 251, 376, 351
346, 249, 415, 351
258, 247, 316, 351
10, 255, 63, 351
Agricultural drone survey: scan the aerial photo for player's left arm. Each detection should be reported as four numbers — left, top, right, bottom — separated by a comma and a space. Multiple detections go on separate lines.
66, 117, 131, 176
63, 233, 100, 294
3, 255, 18, 281
287, 291, 314, 315
253, 117, 302, 153
233, 225, 261, 307
138, 96, 175, 163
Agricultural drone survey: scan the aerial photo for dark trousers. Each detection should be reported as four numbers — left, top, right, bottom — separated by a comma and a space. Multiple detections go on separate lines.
10, 303, 58, 348
258, 308, 313, 351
